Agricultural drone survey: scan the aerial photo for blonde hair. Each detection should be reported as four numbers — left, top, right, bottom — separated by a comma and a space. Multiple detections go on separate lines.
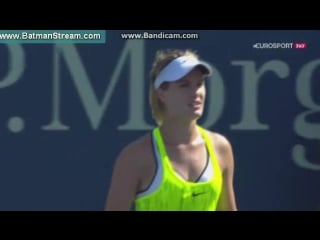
149, 49, 199, 126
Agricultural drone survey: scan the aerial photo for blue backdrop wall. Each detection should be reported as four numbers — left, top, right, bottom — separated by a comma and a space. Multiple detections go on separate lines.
0, 30, 319, 210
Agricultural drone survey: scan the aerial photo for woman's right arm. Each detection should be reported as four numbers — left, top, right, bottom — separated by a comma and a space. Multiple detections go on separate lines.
105, 144, 140, 211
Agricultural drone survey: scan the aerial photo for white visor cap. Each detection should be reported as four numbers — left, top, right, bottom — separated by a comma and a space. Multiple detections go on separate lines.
154, 55, 212, 89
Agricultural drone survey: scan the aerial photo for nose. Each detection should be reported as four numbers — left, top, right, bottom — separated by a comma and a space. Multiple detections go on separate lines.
190, 83, 203, 98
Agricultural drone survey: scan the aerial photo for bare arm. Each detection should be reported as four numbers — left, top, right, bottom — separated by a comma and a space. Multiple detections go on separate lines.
105, 144, 140, 211
215, 134, 238, 211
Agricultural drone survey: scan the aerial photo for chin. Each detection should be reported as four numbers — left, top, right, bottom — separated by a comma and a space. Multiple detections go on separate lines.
194, 108, 204, 115
189, 110, 203, 119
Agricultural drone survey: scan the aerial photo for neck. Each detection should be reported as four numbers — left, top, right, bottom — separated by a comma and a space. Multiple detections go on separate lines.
159, 118, 200, 146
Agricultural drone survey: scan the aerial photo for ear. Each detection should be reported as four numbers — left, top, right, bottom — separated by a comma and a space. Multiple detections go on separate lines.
156, 89, 166, 103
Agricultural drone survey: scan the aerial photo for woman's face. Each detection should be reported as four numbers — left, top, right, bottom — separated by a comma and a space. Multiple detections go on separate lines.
158, 67, 206, 122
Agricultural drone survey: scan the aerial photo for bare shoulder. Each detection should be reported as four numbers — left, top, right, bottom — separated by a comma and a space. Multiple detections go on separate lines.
106, 133, 153, 210
205, 130, 237, 211
116, 133, 152, 167
205, 129, 234, 172
205, 130, 232, 152
113, 133, 155, 193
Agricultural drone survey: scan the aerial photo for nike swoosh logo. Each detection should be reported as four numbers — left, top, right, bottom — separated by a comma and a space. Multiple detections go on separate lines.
192, 192, 206, 197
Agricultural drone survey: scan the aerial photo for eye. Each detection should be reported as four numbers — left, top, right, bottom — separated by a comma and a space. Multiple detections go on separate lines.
197, 79, 205, 87
179, 82, 189, 87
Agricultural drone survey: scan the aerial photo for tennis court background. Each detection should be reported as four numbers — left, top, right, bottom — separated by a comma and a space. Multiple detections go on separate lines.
0, 30, 319, 210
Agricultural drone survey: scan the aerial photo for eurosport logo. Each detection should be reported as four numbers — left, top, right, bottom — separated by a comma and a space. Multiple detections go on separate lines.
253, 42, 307, 49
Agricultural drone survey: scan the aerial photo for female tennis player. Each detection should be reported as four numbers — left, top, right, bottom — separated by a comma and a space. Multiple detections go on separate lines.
105, 49, 237, 211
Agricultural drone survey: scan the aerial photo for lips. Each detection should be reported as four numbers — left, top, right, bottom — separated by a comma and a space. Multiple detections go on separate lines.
189, 100, 202, 108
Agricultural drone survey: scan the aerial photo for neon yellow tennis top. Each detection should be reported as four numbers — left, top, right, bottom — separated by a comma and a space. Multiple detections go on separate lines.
135, 126, 223, 211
